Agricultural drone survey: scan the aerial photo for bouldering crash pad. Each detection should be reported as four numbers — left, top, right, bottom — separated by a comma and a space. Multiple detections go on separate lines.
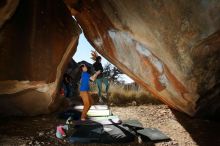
137, 128, 170, 142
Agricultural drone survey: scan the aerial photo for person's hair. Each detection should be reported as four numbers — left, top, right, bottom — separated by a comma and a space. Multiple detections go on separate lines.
79, 64, 92, 74
79, 64, 85, 71
96, 56, 101, 62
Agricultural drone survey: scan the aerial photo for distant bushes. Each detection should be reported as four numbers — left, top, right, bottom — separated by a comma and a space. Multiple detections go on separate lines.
91, 82, 162, 106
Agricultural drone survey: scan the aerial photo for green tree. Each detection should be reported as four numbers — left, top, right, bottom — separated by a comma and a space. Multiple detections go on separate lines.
103, 63, 123, 83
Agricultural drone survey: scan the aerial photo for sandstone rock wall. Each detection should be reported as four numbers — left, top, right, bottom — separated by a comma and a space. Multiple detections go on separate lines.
0, 0, 220, 118
0, 0, 19, 28
0, 0, 81, 116
70, 0, 220, 117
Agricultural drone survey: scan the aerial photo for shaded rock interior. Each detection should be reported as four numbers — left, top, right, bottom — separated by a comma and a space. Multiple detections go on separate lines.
0, 0, 81, 116
0, 0, 220, 119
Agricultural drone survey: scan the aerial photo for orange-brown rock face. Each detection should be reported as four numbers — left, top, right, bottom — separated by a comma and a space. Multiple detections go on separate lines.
0, 0, 81, 116
0, 0, 19, 28
70, 0, 220, 118
1, 0, 220, 118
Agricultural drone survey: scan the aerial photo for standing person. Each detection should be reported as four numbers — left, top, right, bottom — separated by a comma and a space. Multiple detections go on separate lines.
93, 56, 109, 103
62, 73, 73, 97
79, 64, 100, 121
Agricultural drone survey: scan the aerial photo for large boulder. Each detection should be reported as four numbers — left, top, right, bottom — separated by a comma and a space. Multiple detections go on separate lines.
0, 0, 81, 116
0, 0, 19, 28
0, 0, 220, 119
67, 0, 220, 118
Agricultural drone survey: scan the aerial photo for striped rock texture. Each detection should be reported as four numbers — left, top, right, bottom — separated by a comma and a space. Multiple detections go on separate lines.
0, 0, 220, 119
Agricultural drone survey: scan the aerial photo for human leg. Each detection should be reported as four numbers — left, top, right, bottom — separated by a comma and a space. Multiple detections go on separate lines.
80, 91, 91, 120
103, 77, 109, 94
67, 84, 73, 97
88, 92, 94, 106
96, 78, 102, 97
63, 83, 68, 97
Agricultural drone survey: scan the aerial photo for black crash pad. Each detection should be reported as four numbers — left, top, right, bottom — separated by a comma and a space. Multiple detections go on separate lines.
100, 125, 135, 144
68, 124, 135, 144
68, 125, 103, 144
122, 119, 143, 129
137, 128, 170, 141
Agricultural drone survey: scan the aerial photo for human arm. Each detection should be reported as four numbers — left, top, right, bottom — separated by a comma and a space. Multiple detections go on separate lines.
64, 77, 69, 83
90, 70, 101, 81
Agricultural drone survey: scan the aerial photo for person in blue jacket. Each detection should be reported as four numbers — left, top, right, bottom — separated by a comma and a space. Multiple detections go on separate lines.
79, 64, 100, 121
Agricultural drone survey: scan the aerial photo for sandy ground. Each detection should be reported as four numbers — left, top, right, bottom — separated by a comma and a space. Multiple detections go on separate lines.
111, 105, 220, 146
0, 104, 219, 146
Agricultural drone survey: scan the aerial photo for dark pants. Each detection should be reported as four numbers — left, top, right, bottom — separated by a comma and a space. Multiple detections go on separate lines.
63, 82, 73, 97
